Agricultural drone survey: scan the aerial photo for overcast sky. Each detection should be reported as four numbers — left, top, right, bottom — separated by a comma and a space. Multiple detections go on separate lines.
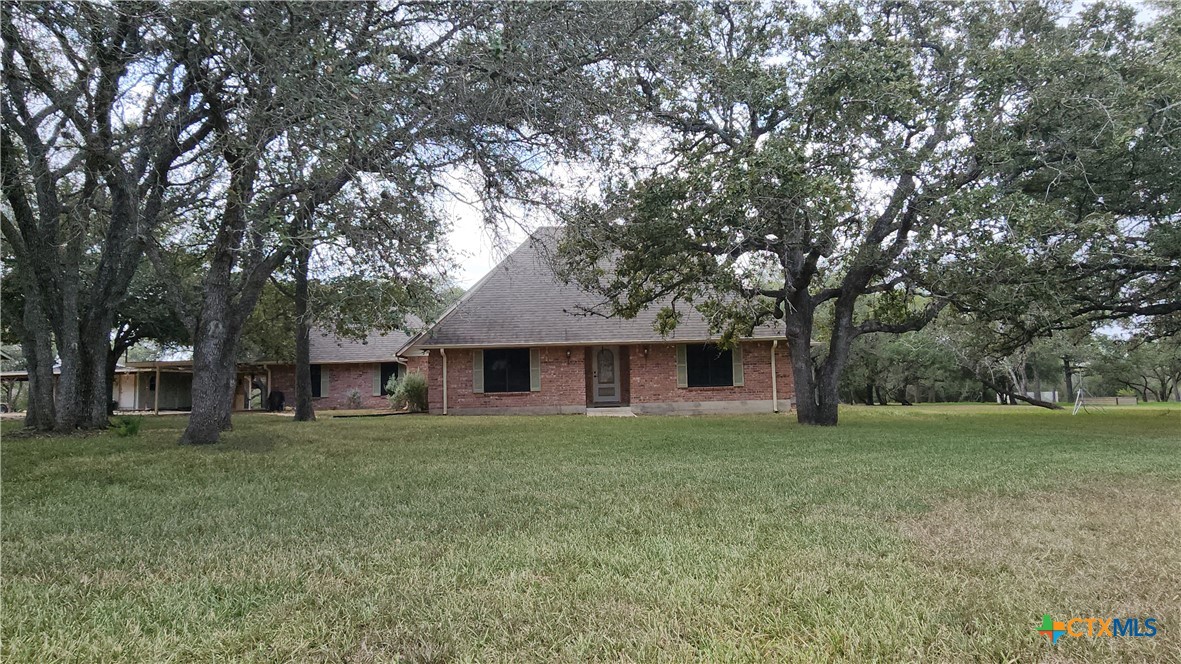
445, 202, 530, 288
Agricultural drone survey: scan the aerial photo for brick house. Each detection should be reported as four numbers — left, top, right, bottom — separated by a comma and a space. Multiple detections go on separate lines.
398, 228, 794, 415
266, 322, 421, 410
121, 321, 422, 413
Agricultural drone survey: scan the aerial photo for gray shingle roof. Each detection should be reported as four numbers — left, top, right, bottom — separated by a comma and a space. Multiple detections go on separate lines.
403, 228, 783, 350
310, 315, 422, 364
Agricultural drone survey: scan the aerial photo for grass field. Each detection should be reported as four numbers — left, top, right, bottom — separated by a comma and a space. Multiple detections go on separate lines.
2, 405, 1179, 663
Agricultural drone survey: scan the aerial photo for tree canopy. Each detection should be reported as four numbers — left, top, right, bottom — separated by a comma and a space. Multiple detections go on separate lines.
558, 0, 1178, 424
2, 0, 1175, 436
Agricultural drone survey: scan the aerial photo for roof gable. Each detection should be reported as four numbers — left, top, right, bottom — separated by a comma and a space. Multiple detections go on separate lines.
405, 228, 782, 349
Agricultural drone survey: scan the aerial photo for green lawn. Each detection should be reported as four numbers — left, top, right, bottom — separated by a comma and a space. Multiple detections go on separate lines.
2, 406, 1179, 663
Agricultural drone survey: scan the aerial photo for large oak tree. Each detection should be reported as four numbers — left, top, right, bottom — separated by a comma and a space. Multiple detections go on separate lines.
2, 3, 213, 430
558, 1, 1173, 425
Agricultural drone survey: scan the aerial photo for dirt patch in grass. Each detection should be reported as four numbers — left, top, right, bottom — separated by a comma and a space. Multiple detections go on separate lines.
902, 480, 1181, 662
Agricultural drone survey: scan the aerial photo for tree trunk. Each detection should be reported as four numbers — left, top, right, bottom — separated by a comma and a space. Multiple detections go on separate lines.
812, 361, 841, 425
180, 272, 247, 447
106, 345, 121, 416
875, 385, 888, 406
896, 383, 912, 406
864, 383, 874, 405
80, 318, 115, 428
1062, 357, 1074, 401
181, 319, 241, 445
788, 337, 820, 424
293, 245, 315, 421
53, 286, 82, 432
21, 290, 57, 430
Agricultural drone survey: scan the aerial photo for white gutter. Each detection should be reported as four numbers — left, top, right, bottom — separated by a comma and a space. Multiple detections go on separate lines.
410, 336, 787, 351
771, 339, 779, 413
440, 348, 448, 415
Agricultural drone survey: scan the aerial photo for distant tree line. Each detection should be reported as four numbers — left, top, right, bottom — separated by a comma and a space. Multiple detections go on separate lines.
838, 319, 1181, 406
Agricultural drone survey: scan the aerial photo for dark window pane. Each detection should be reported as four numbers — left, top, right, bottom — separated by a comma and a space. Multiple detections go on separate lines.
310, 364, 322, 398
483, 348, 531, 393
380, 362, 399, 395
686, 344, 733, 387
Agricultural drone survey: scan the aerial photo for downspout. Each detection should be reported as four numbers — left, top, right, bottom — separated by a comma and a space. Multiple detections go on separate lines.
440, 348, 448, 415
771, 340, 779, 413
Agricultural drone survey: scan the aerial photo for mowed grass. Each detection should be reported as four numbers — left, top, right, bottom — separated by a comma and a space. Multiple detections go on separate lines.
2, 406, 1179, 663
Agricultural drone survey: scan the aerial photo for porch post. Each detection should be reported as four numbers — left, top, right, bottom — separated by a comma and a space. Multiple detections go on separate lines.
153, 366, 160, 415
771, 340, 779, 413
441, 348, 448, 415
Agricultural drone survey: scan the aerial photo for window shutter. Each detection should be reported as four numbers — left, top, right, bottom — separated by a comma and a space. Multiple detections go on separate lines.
676, 345, 688, 388
731, 343, 744, 386
320, 367, 330, 398
529, 348, 541, 392
372, 366, 382, 396
472, 350, 484, 393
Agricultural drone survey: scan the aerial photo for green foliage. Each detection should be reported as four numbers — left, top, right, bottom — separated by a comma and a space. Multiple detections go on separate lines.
387, 372, 428, 413
110, 416, 143, 438
1090, 336, 1181, 402
237, 281, 297, 363
938, 2, 1181, 334
556, 1, 1177, 424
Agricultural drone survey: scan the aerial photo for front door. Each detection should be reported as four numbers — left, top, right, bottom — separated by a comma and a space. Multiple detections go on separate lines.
592, 345, 621, 403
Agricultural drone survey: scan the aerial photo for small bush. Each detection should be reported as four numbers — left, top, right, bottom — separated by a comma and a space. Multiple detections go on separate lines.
345, 389, 364, 410
388, 372, 428, 412
111, 416, 143, 437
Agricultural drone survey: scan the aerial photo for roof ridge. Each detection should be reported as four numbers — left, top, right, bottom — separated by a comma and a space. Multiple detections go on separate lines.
397, 227, 553, 356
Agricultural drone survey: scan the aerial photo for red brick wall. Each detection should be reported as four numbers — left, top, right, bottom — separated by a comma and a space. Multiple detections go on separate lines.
404, 355, 428, 379
267, 362, 392, 410
426, 347, 586, 414
423, 341, 794, 414
628, 341, 794, 404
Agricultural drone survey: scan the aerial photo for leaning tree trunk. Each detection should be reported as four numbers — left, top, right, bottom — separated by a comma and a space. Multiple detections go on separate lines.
980, 378, 1063, 410
292, 243, 315, 421
180, 275, 247, 446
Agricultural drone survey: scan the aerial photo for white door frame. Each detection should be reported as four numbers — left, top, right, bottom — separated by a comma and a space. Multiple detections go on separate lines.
591, 345, 621, 404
